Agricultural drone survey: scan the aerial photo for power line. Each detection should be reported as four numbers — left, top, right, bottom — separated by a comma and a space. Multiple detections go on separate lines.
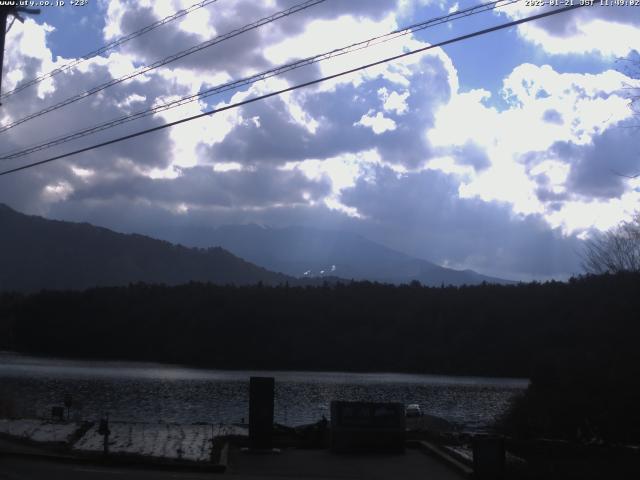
0, 0, 221, 102
0, 0, 519, 160
0, 3, 589, 177
0, 0, 521, 161
0, 0, 326, 134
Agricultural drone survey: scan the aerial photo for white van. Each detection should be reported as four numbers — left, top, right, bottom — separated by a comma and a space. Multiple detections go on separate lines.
405, 404, 422, 417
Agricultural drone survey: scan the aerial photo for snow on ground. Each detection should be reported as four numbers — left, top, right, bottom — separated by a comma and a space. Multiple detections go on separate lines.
73, 423, 247, 462
0, 418, 80, 443
446, 445, 473, 463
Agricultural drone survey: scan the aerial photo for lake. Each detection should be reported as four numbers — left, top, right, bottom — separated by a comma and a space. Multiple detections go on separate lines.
0, 352, 528, 431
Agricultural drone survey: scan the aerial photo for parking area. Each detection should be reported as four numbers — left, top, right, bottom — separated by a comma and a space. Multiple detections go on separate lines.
226, 446, 466, 480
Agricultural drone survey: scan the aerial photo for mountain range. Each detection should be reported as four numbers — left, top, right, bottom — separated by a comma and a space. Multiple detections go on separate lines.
0, 204, 290, 292
0, 204, 512, 291
146, 224, 513, 286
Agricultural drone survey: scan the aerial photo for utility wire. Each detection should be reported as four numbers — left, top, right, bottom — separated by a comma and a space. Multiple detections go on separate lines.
0, 3, 589, 177
0, 0, 520, 161
0, 0, 326, 134
0, 0, 222, 101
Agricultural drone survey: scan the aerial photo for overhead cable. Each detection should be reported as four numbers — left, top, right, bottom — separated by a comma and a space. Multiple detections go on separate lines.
0, 0, 326, 133
0, 3, 589, 177
0, 0, 222, 101
0, 0, 520, 161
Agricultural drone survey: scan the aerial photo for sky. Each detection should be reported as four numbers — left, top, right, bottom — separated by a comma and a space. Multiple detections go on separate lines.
0, 0, 639, 281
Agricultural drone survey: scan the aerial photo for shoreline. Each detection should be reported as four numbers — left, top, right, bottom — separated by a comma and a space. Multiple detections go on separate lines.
0, 350, 530, 385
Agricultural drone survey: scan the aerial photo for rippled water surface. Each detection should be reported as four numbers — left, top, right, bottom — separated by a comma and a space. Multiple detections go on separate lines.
0, 353, 527, 431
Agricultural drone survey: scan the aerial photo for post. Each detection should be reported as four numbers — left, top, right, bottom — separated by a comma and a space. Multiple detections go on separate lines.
472, 434, 505, 480
103, 429, 109, 455
98, 416, 111, 456
0, 8, 8, 100
249, 376, 274, 450
64, 394, 73, 420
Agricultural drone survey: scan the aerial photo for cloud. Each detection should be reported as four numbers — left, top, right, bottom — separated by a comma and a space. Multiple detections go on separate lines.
205, 45, 455, 168
427, 62, 636, 233
336, 165, 583, 279
542, 108, 563, 125
355, 111, 397, 134
40, 162, 584, 281
0, 18, 178, 215
66, 164, 332, 209
444, 142, 491, 171
102, 0, 402, 80
540, 126, 640, 200
501, 3, 640, 56
379, 87, 410, 115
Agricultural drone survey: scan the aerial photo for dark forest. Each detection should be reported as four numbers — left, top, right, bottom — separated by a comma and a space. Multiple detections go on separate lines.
1, 273, 638, 377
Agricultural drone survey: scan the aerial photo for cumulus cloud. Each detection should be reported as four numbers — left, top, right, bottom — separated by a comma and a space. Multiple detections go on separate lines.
206, 45, 454, 169
379, 87, 410, 115
427, 62, 636, 234
101, 0, 402, 80
537, 126, 640, 201
355, 111, 397, 134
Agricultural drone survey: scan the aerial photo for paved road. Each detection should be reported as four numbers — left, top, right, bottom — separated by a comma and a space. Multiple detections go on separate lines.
226, 447, 466, 479
0, 456, 218, 480
0, 447, 465, 480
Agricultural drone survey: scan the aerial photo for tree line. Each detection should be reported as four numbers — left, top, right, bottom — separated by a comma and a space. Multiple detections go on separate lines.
0, 273, 637, 377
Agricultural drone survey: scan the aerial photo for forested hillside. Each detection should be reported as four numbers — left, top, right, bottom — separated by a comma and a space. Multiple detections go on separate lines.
1, 273, 637, 379
0, 204, 292, 291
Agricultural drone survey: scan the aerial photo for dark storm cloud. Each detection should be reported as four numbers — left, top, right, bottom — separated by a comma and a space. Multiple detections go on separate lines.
66, 165, 331, 208
546, 127, 640, 199
0, 162, 71, 215
46, 195, 348, 241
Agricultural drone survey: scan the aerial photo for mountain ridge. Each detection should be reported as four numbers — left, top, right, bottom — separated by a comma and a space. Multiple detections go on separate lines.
1, 204, 513, 290
154, 222, 514, 286
0, 204, 293, 292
